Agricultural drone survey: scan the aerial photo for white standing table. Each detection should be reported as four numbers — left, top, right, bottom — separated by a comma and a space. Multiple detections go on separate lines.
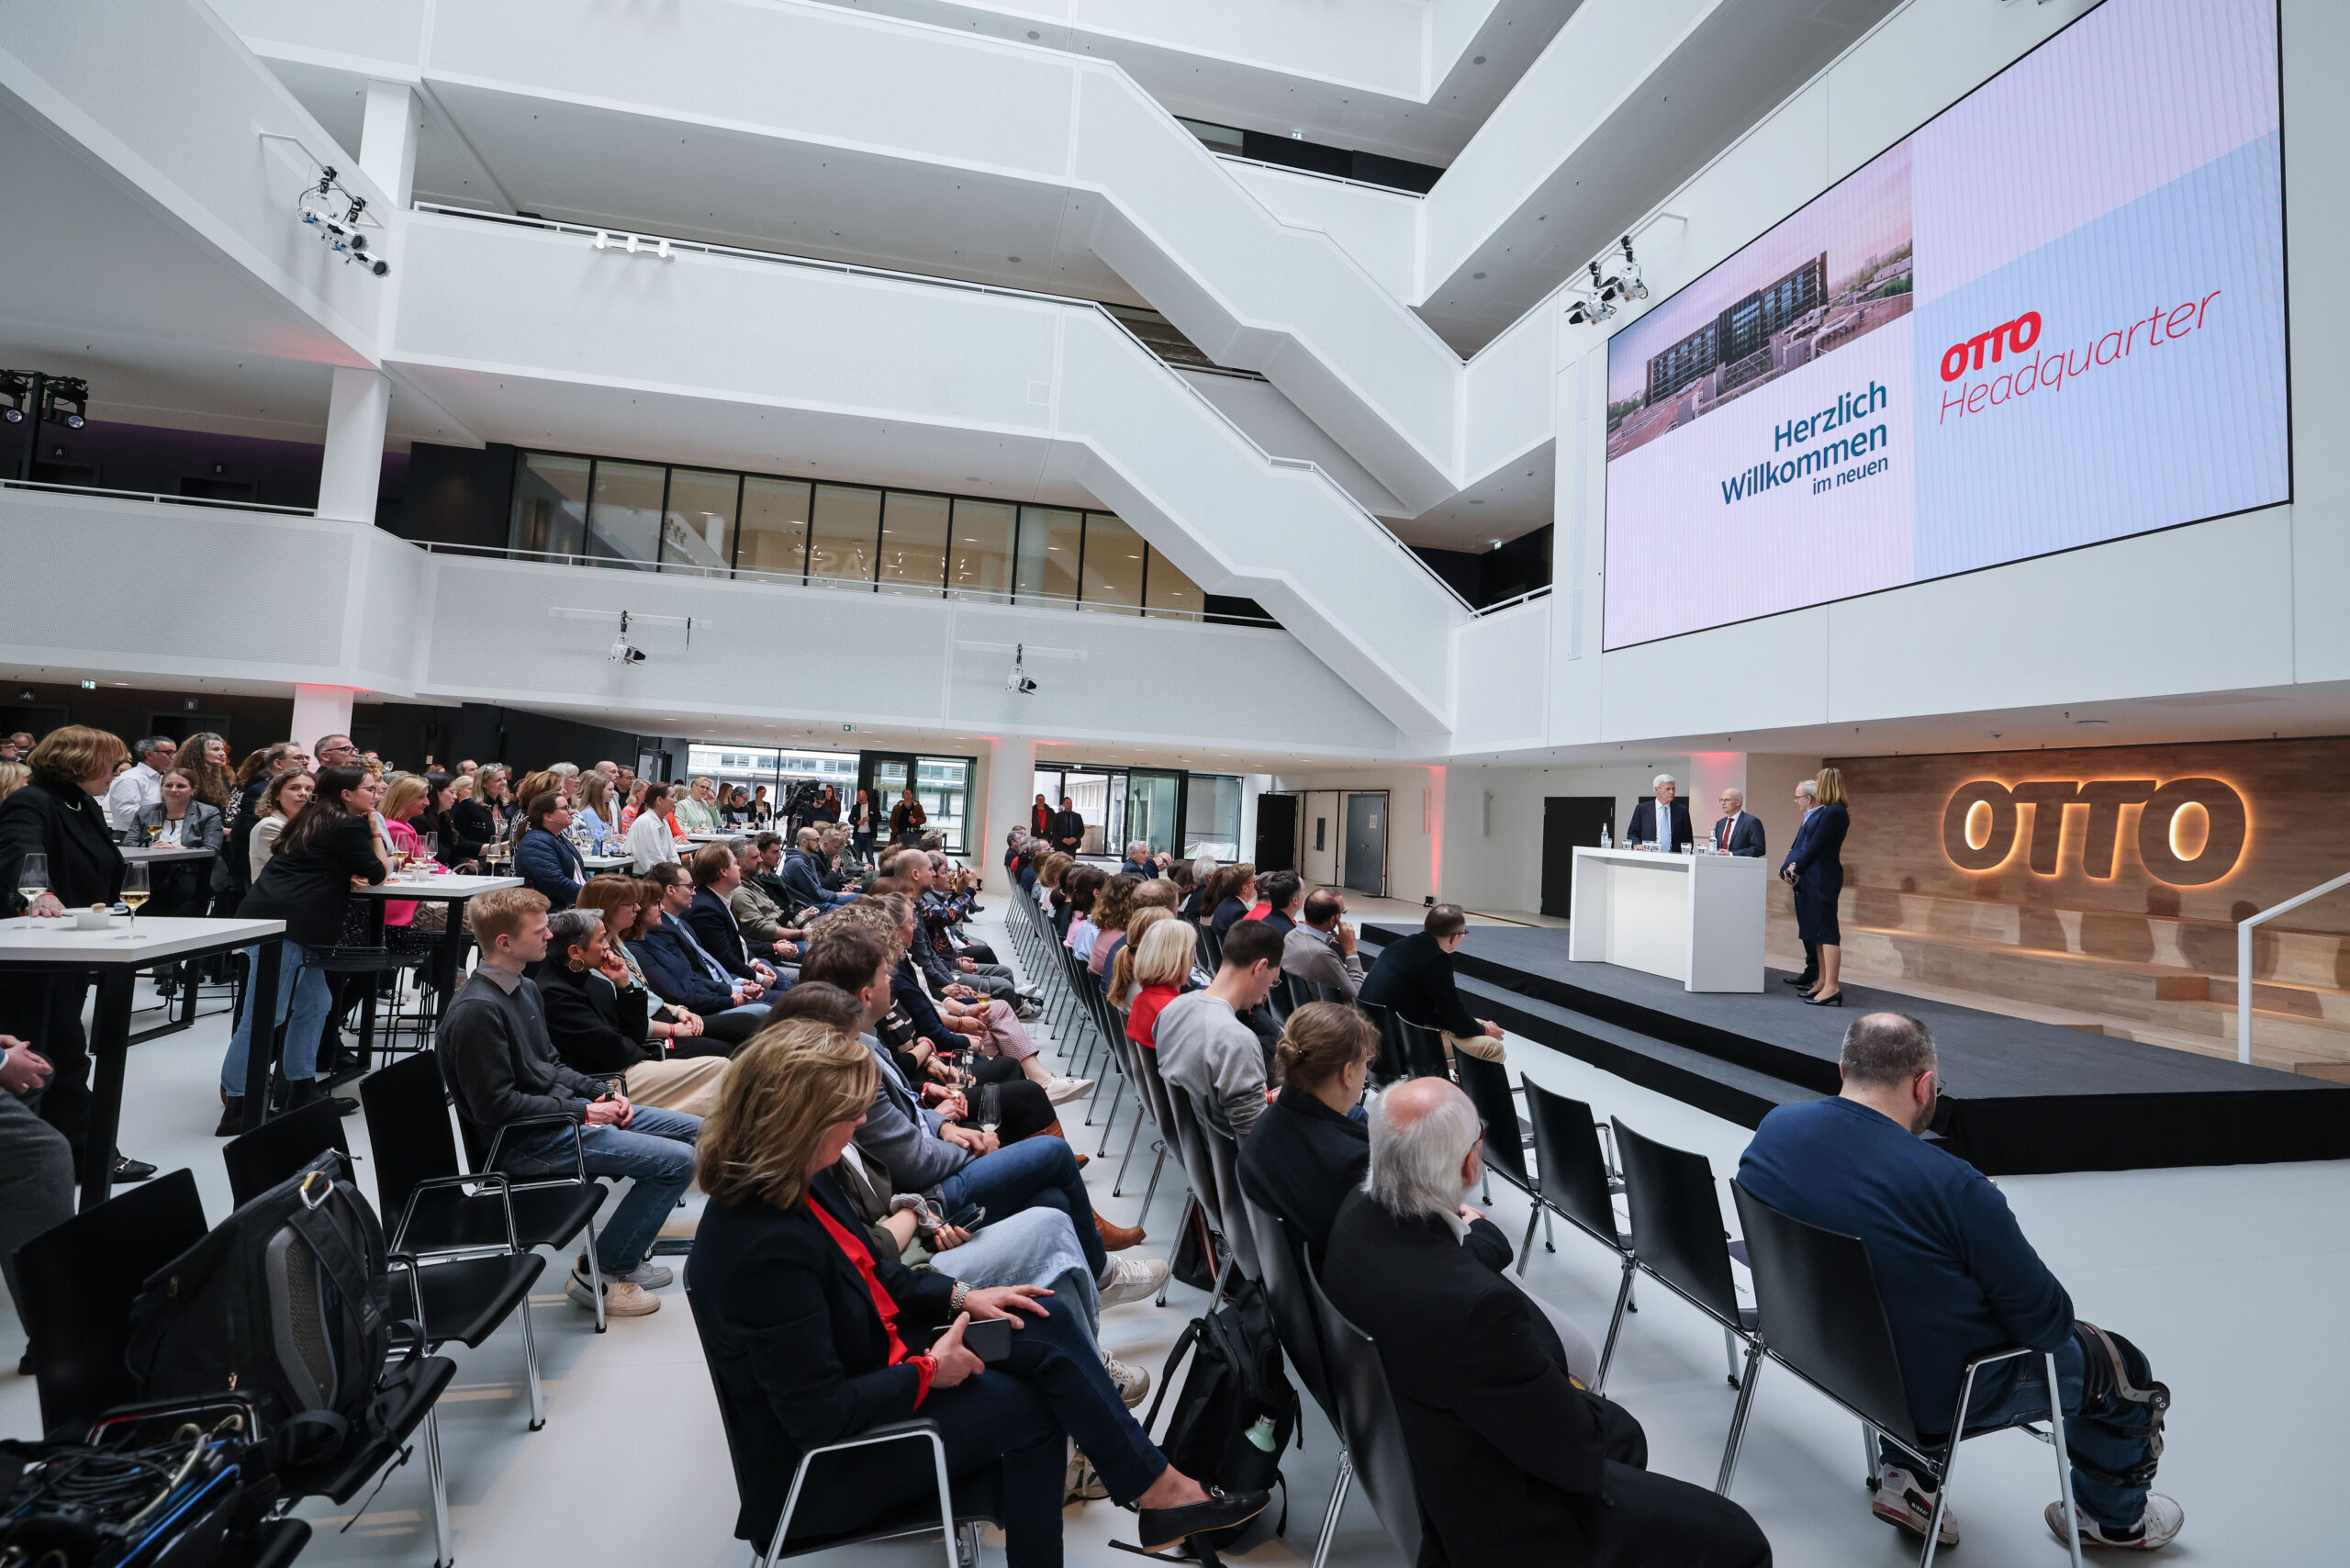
0, 915, 285, 1207
581, 853, 633, 872
119, 845, 217, 867
1567, 847, 1767, 992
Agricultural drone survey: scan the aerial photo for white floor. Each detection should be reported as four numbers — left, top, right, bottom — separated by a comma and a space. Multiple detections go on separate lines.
6, 907, 2343, 1567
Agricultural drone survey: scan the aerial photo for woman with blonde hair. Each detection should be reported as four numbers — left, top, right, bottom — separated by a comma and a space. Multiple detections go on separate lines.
688, 1021, 1266, 1564
1108, 905, 1174, 1010
247, 768, 316, 880
1121, 915, 1196, 1053
0, 761, 25, 806
1786, 766, 1851, 1006
576, 770, 617, 852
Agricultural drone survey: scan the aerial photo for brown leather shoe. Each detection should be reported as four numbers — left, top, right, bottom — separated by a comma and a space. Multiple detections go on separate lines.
1038, 1119, 1089, 1168
1095, 1213, 1146, 1251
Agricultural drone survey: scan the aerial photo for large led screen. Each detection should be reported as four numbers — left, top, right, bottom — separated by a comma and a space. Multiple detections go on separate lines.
1601, 0, 2287, 651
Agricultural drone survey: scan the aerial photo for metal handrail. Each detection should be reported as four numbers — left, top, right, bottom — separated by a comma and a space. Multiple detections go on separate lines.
0, 476, 316, 516
1468, 584, 1553, 618
2237, 873, 2350, 1064
1211, 151, 1427, 198
408, 204, 1475, 616
412, 540, 1281, 625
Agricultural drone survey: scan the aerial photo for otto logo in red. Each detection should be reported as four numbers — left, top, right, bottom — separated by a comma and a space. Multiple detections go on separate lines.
1941, 311, 2042, 382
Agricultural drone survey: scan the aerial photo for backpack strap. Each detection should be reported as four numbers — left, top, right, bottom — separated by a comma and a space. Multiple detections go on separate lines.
1141, 1317, 1205, 1435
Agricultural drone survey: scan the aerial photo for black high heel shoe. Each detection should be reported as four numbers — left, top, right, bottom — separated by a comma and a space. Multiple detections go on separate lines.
1800, 989, 1844, 1006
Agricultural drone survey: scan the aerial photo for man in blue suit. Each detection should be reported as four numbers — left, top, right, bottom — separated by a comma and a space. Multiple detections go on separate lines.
1780, 779, 1820, 988
1712, 789, 1766, 857
1625, 775, 1694, 852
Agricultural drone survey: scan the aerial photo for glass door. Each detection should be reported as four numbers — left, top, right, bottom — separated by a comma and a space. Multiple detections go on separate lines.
1124, 770, 1183, 863
862, 752, 915, 842
913, 756, 972, 854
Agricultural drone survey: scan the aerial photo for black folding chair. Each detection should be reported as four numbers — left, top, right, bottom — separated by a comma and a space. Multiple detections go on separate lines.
1353, 999, 1408, 1085
1162, 1081, 1237, 1294
226, 1101, 549, 1429
1728, 1182, 2085, 1568
1394, 1015, 1452, 1081
1245, 1197, 1350, 1568
1450, 1047, 1532, 1209
362, 1050, 611, 1332
1304, 1259, 1423, 1566
1611, 1119, 1760, 1489
1522, 1080, 1638, 1391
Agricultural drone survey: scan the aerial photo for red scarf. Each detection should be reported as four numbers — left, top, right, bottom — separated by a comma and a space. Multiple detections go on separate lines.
811, 1199, 935, 1406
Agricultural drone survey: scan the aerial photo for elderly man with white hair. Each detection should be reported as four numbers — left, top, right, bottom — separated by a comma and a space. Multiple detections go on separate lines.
1322, 1078, 1772, 1568
1624, 772, 1693, 853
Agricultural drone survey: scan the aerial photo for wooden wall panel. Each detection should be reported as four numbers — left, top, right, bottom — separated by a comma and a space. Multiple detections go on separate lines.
1828, 737, 2350, 935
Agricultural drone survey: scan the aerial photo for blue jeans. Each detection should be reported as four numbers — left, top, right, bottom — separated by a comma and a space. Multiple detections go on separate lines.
501, 1105, 700, 1274
929, 1206, 1102, 1346
938, 1134, 1106, 1280
219, 942, 332, 1094
1892, 1330, 2158, 1532
780, 1294, 1162, 1568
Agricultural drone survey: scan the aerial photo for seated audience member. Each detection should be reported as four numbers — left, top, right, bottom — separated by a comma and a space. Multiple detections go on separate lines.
514, 790, 588, 910
1739, 1013, 2182, 1551
1252, 871, 1303, 938
1205, 863, 1257, 939
781, 826, 858, 913
731, 836, 808, 951
1037, 854, 1076, 935
574, 771, 618, 852
478, 764, 523, 839
1242, 1006, 1603, 1382
615, 778, 646, 836
577, 877, 758, 1053
864, 884, 1088, 1103
533, 908, 728, 1115
414, 773, 476, 871
1086, 875, 1142, 980
722, 785, 754, 828
1152, 917, 1282, 1140
221, 742, 303, 900
1359, 902, 1506, 1064
627, 782, 684, 872
887, 853, 1023, 1005
1062, 865, 1107, 960
439, 888, 699, 1317
1173, 857, 1213, 923
129, 767, 224, 928
1119, 840, 1171, 879
686, 845, 789, 982
685, 1022, 1268, 1563
794, 919, 1165, 1303
1108, 907, 1177, 1013
1283, 888, 1365, 999
676, 776, 723, 834
632, 865, 774, 1025
244, 768, 316, 881
1325, 1077, 1772, 1568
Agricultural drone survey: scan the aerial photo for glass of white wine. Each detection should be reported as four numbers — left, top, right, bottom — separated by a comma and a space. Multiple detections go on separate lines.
17, 852, 50, 924
119, 863, 149, 937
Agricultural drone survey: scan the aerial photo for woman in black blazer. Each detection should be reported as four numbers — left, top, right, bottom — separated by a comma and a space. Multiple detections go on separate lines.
0, 726, 130, 1168
688, 1023, 1263, 1566
1789, 766, 1852, 1005
219, 765, 388, 1127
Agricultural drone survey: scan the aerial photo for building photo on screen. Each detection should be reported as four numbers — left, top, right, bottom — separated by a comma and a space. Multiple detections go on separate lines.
1602, 0, 2288, 651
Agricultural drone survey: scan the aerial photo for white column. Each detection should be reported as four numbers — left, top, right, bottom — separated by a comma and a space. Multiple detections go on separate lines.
358, 81, 419, 209
984, 735, 1036, 891
290, 686, 355, 752
318, 365, 390, 523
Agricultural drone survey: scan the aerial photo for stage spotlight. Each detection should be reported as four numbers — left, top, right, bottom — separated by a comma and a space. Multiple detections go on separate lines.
43, 378, 87, 430
0, 371, 29, 425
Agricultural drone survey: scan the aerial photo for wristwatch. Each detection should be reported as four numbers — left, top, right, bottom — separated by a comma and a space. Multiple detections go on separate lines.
948, 1281, 970, 1316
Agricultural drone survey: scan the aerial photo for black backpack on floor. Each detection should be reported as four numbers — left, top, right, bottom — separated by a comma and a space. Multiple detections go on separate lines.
1143, 1276, 1298, 1552
124, 1152, 421, 1471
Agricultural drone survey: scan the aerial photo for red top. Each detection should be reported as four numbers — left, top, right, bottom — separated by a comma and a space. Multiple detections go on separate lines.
1128, 983, 1180, 1049
810, 1199, 935, 1407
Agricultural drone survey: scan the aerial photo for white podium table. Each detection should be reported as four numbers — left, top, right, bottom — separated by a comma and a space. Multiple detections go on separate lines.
1568, 847, 1766, 992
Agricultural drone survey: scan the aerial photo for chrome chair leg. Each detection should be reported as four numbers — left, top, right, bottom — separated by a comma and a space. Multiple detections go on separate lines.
2044, 1351, 2085, 1568
1308, 1450, 1353, 1568
1594, 1256, 1635, 1394
423, 1406, 453, 1568
1138, 1142, 1168, 1219
519, 1291, 546, 1430
1113, 1108, 1147, 1193
1724, 1324, 1743, 1387
1716, 1338, 1765, 1495
1516, 1205, 1540, 1275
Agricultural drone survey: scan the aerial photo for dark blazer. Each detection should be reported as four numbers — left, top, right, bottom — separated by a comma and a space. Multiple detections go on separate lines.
1046, 809, 1086, 853
1357, 930, 1482, 1038
238, 813, 386, 949
532, 958, 653, 1075
512, 826, 585, 909
688, 1170, 958, 1547
0, 778, 125, 916
452, 799, 498, 856
1788, 802, 1849, 893
1119, 857, 1153, 878
1624, 797, 1695, 851
778, 851, 834, 914
1209, 897, 1250, 938
1712, 812, 1766, 857
632, 921, 739, 1014
1242, 1088, 1514, 1270
688, 885, 765, 976
1321, 1188, 1621, 1565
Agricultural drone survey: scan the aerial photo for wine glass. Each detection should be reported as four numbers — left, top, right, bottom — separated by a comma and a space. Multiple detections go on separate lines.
16, 852, 49, 923
977, 1082, 1002, 1141
119, 863, 149, 936
420, 831, 439, 865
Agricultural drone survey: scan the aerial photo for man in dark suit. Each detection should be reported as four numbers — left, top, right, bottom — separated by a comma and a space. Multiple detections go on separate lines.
1321, 1078, 1772, 1568
1713, 788, 1766, 857
1047, 797, 1087, 857
1624, 774, 1694, 851
1780, 779, 1820, 988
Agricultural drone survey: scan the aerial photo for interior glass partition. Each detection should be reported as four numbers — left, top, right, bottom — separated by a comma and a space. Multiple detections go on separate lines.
878, 491, 952, 595
1014, 508, 1085, 603
1080, 514, 1146, 611
1184, 774, 1244, 860
662, 467, 738, 575
1124, 770, 1182, 860
810, 484, 881, 586
949, 499, 1016, 599
737, 476, 812, 578
512, 452, 592, 556
586, 460, 666, 569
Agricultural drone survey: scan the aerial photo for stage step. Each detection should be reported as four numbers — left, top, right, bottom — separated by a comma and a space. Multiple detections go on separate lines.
1835, 924, 2350, 1065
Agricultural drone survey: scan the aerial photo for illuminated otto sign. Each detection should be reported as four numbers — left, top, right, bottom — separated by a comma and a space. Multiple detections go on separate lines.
1941, 778, 2247, 885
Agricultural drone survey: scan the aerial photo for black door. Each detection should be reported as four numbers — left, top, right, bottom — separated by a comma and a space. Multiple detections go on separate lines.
1254, 793, 1298, 873
1343, 792, 1387, 898
1541, 796, 1617, 918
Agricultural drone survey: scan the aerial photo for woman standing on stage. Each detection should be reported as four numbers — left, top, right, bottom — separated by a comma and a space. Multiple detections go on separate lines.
1787, 766, 1850, 1006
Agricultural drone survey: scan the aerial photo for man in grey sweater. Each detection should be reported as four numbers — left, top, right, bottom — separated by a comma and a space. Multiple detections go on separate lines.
1157, 917, 1285, 1141
439, 887, 700, 1319
1282, 889, 1366, 999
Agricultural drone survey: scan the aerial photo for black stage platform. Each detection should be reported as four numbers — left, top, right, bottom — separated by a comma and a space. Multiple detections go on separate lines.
1360, 924, 2350, 1175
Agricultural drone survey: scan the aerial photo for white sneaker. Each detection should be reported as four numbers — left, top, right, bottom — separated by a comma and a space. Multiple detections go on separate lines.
1873, 1464, 1958, 1546
1097, 1255, 1169, 1307
1103, 1356, 1150, 1407
1064, 1448, 1109, 1503
566, 1269, 661, 1316
2047, 1494, 2184, 1551
621, 1259, 675, 1289
1044, 1075, 1094, 1104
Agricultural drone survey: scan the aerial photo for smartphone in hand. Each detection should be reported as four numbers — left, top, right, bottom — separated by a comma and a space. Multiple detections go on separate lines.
963, 1316, 1013, 1364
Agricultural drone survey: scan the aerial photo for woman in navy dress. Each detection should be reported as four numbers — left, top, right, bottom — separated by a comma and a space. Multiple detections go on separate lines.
1789, 767, 1850, 1005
